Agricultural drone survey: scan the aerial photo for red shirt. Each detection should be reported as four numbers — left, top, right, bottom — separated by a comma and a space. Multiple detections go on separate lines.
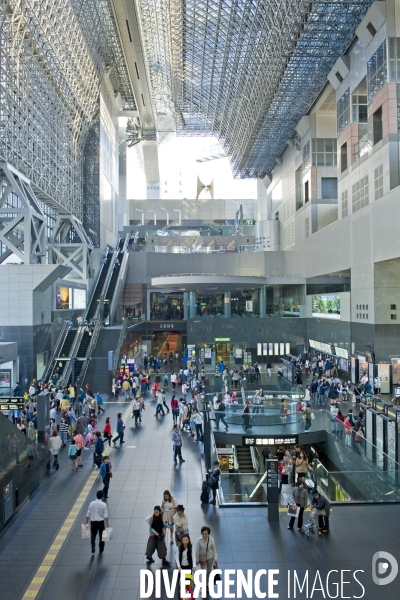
103, 422, 111, 436
171, 399, 179, 410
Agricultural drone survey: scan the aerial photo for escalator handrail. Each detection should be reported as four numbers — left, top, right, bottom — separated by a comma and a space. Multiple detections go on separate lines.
108, 250, 129, 326
59, 326, 85, 387
84, 247, 112, 322
95, 248, 120, 320
76, 319, 102, 388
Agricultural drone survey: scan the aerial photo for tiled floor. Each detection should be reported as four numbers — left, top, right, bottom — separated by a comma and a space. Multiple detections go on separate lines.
1, 392, 400, 599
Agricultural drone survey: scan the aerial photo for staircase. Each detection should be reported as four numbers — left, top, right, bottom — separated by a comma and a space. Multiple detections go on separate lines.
236, 446, 255, 473
82, 328, 121, 394
48, 329, 76, 381
236, 446, 265, 501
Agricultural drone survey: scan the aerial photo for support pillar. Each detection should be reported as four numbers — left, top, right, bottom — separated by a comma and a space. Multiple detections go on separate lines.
259, 285, 266, 318
224, 291, 231, 318
188, 291, 196, 318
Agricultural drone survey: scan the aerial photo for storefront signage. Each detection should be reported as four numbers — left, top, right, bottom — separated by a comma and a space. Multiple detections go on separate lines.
243, 436, 297, 446
158, 324, 176, 329
214, 337, 230, 342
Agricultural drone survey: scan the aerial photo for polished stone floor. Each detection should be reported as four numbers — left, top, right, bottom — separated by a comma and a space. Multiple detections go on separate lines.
0, 392, 399, 600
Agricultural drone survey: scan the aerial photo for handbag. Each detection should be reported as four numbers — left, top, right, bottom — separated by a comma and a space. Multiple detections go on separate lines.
176, 529, 186, 542
212, 569, 221, 582
199, 539, 209, 565
81, 524, 90, 539
311, 412, 315, 420
287, 501, 300, 516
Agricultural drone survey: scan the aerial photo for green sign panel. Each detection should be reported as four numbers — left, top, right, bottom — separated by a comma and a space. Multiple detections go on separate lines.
214, 337, 231, 342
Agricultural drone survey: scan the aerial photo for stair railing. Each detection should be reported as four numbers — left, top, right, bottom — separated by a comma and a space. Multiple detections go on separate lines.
108, 235, 131, 326
112, 318, 129, 373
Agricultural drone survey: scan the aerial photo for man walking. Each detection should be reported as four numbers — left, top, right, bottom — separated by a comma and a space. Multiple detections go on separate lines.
93, 431, 104, 468
132, 398, 141, 426
49, 430, 62, 471
85, 490, 109, 553
112, 413, 125, 447
99, 455, 112, 499
171, 425, 185, 465
97, 392, 105, 415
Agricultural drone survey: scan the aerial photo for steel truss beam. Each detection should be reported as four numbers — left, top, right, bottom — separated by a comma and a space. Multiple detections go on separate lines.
0, 163, 47, 264
138, 0, 373, 177
49, 215, 93, 280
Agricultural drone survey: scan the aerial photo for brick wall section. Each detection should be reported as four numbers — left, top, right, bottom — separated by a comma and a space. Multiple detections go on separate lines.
369, 82, 398, 137
338, 123, 360, 168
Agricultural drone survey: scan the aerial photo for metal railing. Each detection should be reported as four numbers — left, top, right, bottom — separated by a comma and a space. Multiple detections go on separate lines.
109, 240, 130, 325
147, 244, 258, 254
112, 318, 129, 372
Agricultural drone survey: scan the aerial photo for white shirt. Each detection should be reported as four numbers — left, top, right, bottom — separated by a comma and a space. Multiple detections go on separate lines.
213, 395, 219, 410
49, 408, 57, 420
87, 499, 108, 522
175, 545, 196, 568
171, 373, 177, 383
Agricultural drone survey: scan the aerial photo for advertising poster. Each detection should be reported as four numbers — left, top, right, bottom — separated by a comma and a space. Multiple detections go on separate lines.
262, 343, 268, 356
234, 348, 243, 359
351, 357, 356, 384
387, 420, 397, 480
377, 364, 390, 394
312, 294, 340, 319
245, 300, 253, 312
340, 359, 349, 372
73, 288, 86, 309
392, 364, 400, 385
204, 348, 212, 360
359, 360, 368, 377
56, 286, 71, 310
368, 362, 374, 384
0, 370, 11, 397
376, 415, 384, 470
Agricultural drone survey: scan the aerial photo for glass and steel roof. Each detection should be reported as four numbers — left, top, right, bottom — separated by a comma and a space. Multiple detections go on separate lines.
138, 0, 373, 177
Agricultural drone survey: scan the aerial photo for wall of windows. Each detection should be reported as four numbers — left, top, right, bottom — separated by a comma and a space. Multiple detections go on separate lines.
312, 139, 337, 167
337, 88, 350, 135
367, 42, 387, 101
196, 294, 224, 317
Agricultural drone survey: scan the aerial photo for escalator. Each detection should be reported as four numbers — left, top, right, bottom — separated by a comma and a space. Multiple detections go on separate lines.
68, 331, 91, 386
48, 329, 76, 382
104, 250, 124, 322
86, 252, 113, 321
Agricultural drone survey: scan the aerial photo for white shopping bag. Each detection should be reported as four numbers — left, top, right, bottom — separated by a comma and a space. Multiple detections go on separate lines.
81, 524, 90, 539
102, 527, 113, 542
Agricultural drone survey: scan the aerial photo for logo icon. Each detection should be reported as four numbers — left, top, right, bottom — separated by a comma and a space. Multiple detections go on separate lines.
372, 552, 398, 585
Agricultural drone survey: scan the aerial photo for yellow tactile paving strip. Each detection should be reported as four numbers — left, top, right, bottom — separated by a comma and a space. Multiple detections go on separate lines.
21, 405, 129, 600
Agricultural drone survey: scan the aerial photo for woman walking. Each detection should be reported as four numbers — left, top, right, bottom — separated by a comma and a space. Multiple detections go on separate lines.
145, 506, 170, 566
161, 490, 177, 544
103, 417, 112, 446
196, 527, 218, 585
175, 534, 196, 573
172, 505, 189, 547
68, 438, 78, 472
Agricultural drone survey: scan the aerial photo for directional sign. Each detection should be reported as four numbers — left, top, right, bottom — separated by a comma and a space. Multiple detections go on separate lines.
0, 397, 25, 411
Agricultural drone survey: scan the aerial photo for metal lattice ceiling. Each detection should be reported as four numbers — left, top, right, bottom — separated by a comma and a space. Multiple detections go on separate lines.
0, 0, 135, 220
138, 0, 374, 178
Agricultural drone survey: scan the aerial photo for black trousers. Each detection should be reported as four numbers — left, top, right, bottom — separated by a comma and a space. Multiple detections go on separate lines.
91, 520, 105, 550
173, 445, 183, 463
103, 477, 110, 498
289, 506, 304, 529
112, 431, 124, 445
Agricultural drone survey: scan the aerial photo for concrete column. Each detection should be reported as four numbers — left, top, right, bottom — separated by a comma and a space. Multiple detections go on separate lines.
224, 291, 231, 318
259, 285, 266, 318
188, 291, 196, 318
183, 292, 188, 321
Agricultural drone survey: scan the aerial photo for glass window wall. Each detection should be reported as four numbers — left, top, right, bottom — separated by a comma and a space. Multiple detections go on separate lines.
150, 292, 184, 320
196, 294, 224, 317
231, 290, 259, 317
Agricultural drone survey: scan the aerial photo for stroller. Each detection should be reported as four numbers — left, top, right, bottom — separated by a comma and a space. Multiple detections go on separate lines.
301, 509, 321, 537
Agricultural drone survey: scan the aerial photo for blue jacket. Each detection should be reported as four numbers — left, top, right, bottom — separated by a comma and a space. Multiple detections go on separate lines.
100, 461, 112, 480
94, 438, 104, 456
116, 418, 124, 433
97, 394, 103, 405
